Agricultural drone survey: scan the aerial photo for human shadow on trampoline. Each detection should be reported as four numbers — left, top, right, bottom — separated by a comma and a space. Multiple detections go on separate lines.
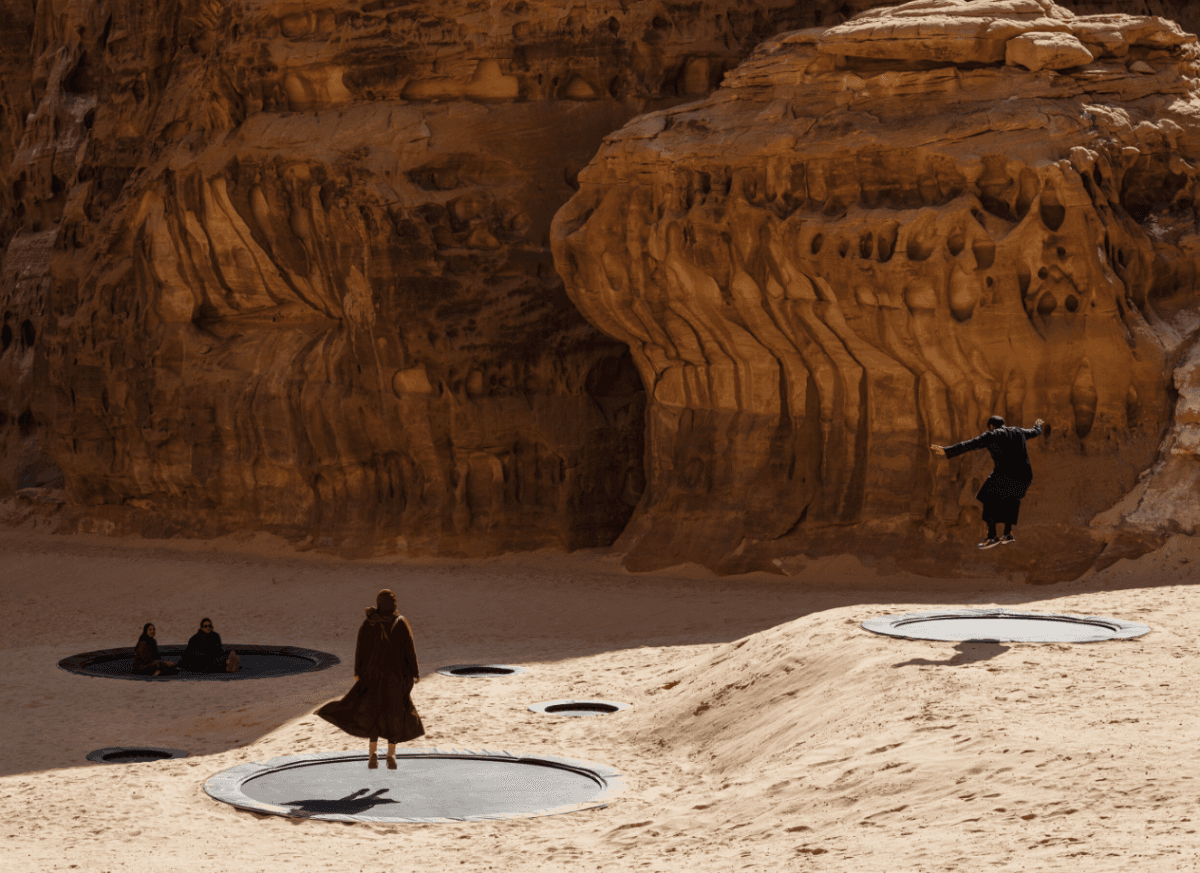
278, 788, 400, 816
891, 641, 1010, 668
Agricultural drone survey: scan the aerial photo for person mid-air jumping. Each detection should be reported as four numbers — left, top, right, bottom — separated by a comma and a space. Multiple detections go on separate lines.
931, 415, 1045, 550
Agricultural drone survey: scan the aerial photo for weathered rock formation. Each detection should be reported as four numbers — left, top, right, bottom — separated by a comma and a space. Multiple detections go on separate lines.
554, 0, 1200, 579
2, 0, 882, 553
6, 0, 1200, 568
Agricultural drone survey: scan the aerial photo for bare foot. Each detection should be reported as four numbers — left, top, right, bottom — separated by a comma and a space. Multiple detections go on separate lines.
386, 755, 397, 770
368, 753, 379, 769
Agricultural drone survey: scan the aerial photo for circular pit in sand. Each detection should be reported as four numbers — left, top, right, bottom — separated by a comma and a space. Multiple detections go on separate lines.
87, 746, 189, 764
58, 644, 340, 680
862, 608, 1152, 643
204, 749, 625, 822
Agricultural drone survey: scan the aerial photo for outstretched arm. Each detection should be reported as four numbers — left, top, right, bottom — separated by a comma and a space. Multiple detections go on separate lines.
1021, 418, 1045, 438
938, 432, 990, 460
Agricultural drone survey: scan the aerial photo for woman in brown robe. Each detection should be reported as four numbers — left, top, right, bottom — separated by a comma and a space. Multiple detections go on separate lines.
315, 589, 424, 769
131, 623, 178, 676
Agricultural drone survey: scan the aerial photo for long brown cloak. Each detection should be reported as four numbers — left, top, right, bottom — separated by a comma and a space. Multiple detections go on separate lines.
315, 609, 424, 744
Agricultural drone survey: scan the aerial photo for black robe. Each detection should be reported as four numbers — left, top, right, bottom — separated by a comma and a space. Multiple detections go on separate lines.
315, 609, 425, 744
131, 632, 178, 675
178, 629, 228, 673
944, 423, 1042, 524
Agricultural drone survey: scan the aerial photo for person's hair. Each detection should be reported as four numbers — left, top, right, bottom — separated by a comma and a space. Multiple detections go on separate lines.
376, 589, 397, 614
200, 617, 212, 626
987, 415, 1005, 429
143, 623, 154, 634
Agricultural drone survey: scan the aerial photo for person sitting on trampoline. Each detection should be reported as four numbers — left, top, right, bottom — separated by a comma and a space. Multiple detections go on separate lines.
131, 623, 179, 676
315, 588, 424, 770
177, 617, 240, 673
931, 414, 1045, 550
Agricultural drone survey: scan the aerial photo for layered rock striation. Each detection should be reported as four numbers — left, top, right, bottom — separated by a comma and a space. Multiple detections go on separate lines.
2, 0, 875, 552
554, 0, 1200, 578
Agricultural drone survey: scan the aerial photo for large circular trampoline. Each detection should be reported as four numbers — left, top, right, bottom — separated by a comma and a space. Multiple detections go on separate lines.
58, 644, 339, 681
204, 749, 625, 823
528, 700, 631, 717
862, 608, 1151, 643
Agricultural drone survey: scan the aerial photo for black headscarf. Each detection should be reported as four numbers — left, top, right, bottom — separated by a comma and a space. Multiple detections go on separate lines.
364, 589, 398, 638
137, 623, 160, 660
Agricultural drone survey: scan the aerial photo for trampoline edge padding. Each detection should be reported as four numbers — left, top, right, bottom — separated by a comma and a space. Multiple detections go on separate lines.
204, 748, 626, 823
58, 644, 340, 680
862, 608, 1152, 643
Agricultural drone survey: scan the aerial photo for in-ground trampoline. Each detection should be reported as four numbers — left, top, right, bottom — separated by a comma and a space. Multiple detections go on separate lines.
528, 700, 631, 717
862, 608, 1152, 643
58, 644, 339, 681
204, 749, 625, 823
87, 746, 189, 764
436, 664, 527, 678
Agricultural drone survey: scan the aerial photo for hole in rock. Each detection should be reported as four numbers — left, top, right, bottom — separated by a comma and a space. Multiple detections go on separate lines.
20, 320, 34, 346
985, 276, 994, 287
1039, 193, 1066, 231
17, 410, 35, 436
1056, 246, 1066, 258
64, 53, 94, 93
1037, 295, 1057, 317
1037, 267, 1048, 280
906, 235, 933, 262
972, 238, 995, 269
859, 233, 873, 259
810, 233, 823, 255
651, 15, 670, 30
947, 230, 965, 256
1064, 295, 1079, 312
1, 324, 11, 352
837, 238, 849, 258
877, 223, 898, 262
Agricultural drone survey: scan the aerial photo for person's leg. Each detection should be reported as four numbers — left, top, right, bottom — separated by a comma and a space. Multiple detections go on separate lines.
225, 649, 240, 672
368, 738, 379, 769
986, 521, 998, 540
386, 743, 397, 769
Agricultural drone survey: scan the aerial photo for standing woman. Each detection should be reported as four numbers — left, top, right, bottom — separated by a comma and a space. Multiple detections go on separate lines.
316, 589, 424, 769
931, 415, 1045, 549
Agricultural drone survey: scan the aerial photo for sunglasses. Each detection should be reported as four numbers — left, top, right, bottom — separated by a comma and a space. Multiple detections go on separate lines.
201, 623, 213, 628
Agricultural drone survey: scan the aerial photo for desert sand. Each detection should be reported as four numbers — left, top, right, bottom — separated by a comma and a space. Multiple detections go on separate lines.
2, 528, 1198, 872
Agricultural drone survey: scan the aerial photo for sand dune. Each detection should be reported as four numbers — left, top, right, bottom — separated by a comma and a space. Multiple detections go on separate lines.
1, 529, 1198, 871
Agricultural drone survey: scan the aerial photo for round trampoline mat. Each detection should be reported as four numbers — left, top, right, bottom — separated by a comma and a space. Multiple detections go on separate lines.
204, 749, 625, 822
87, 746, 189, 764
436, 664, 527, 678
529, 700, 631, 717
863, 608, 1151, 643
58, 645, 339, 681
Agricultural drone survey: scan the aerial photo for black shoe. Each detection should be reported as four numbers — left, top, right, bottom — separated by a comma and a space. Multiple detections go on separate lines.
978, 537, 1002, 550
1000, 534, 1015, 545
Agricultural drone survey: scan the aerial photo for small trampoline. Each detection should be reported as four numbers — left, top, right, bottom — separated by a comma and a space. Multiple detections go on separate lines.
204, 749, 625, 823
87, 747, 189, 764
436, 664, 527, 678
58, 644, 339, 681
528, 700, 631, 717
862, 608, 1151, 643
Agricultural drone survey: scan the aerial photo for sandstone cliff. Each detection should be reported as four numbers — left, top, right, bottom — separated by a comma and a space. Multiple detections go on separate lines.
6, 0, 1200, 572
554, 0, 1200, 580
3, 0, 871, 553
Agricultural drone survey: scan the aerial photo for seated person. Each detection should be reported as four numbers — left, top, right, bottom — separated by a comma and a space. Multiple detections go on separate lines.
177, 617, 240, 673
131, 623, 179, 676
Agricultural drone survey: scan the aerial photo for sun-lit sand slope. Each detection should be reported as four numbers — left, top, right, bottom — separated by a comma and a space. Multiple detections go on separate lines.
2, 530, 1199, 872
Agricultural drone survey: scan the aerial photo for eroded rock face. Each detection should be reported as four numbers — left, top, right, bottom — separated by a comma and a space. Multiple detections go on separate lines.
2, 0, 885, 552
553, 0, 1200, 578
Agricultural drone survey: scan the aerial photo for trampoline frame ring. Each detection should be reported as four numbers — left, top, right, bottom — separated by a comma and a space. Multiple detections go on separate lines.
528, 699, 631, 717
436, 664, 528, 678
87, 746, 189, 764
203, 748, 626, 823
862, 608, 1151, 643
57, 644, 340, 681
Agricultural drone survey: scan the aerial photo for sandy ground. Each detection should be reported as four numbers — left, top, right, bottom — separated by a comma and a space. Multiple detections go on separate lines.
2, 528, 1199, 872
